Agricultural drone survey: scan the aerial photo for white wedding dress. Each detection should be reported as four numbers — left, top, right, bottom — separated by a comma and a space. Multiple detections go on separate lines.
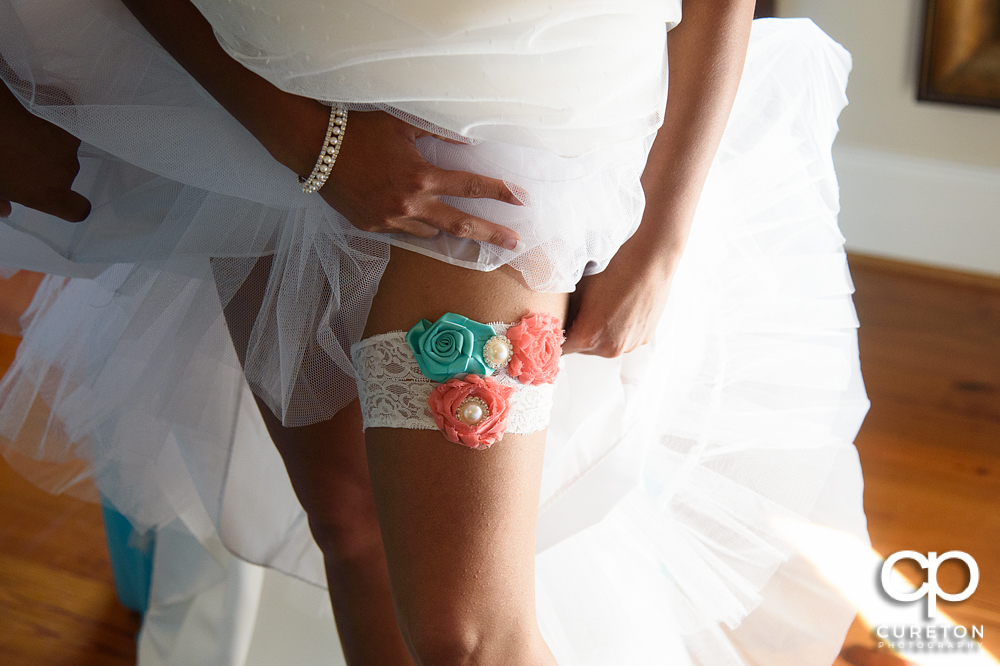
0, 1, 870, 664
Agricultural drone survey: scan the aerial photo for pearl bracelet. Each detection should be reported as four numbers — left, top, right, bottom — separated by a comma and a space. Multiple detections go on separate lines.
299, 104, 348, 194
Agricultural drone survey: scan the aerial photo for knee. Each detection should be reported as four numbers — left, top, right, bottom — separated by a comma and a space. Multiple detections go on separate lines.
305, 481, 382, 563
409, 626, 481, 666
404, 614, 545, 666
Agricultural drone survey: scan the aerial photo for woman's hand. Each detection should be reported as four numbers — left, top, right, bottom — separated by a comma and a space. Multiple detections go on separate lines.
565, 0, 755, 357
0, 83, 91, 222
316, 110, 523, 249
562, 233, 677, 356
120, 0, 523, 250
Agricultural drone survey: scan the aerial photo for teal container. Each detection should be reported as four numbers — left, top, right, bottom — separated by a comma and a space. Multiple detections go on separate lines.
100, 499, 154, 614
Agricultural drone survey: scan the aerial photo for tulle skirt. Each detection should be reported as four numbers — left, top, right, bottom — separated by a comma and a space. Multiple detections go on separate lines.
0, 14, 869, 666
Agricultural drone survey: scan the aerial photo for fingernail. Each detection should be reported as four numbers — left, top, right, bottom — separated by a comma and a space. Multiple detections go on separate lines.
505, 183, 531, 207
503, 238, 520, 251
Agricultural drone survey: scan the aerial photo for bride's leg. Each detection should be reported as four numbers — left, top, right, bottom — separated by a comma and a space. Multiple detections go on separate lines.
361, 248, 567, 665
255, 397, 415, 665
218, 257, 414, 666
220, 249, 566, 665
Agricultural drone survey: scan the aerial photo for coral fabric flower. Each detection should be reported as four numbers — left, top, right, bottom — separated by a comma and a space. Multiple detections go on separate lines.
427, 374, 515, 450
406, 313, 496, 382
506, 313, 564, 385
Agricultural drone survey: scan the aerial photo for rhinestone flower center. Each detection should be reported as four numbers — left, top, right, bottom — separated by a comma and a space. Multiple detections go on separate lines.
456, 396, 490, 425
482, 335, 513, 370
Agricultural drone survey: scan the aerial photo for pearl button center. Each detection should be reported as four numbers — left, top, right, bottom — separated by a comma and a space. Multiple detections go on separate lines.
483, 336, 512, 369
460, 402, 484, 425
491, 341, 509, 362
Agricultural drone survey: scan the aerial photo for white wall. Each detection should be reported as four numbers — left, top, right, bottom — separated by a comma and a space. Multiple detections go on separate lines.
777, 0, 1000, 276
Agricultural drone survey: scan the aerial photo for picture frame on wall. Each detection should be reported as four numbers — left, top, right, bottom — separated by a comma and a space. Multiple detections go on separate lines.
919, 0, 1000, 109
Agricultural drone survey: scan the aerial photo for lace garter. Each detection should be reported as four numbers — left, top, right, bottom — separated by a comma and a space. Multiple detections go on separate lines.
350, 313, 562, 449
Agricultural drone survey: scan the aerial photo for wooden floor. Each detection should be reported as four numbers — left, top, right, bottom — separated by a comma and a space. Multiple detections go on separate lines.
0, 254, 998, 665
835, 254, 1000, 665
0, 334, 141, 665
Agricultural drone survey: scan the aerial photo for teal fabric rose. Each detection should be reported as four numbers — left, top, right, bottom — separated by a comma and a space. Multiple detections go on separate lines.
406, 313, 496, 382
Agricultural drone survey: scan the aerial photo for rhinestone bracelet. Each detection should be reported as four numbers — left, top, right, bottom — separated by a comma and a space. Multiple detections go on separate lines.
299, 104, 348, 194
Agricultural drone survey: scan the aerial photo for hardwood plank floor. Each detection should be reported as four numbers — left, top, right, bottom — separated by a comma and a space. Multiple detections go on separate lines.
837, 254, 1000, 665
0, 335, 140, 666
1, 254, 998, 665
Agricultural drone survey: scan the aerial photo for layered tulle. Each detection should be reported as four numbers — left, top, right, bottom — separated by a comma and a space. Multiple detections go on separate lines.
1, 0, 666, 425
0, 10, 869, 666
192, 0, 680, 155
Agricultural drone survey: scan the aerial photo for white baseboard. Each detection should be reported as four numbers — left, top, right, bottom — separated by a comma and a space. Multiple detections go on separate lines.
834, 144, 1000, 277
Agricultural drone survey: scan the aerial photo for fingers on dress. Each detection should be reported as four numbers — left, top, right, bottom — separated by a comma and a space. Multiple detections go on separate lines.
0, 1, 869, 664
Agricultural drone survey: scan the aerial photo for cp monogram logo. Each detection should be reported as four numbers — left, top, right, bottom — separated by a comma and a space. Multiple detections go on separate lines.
881, 551, 979, 618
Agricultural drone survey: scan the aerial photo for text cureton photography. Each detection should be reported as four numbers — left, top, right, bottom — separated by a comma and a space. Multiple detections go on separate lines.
875, 625, 985, 653
876, 550, 986, 655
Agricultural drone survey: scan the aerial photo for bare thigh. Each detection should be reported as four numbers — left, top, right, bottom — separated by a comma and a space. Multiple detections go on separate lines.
217, 255, 412, 665
362, 248, 568, 663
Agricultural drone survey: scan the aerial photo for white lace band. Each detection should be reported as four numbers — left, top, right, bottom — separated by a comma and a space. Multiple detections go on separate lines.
350, 323, 555, 436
